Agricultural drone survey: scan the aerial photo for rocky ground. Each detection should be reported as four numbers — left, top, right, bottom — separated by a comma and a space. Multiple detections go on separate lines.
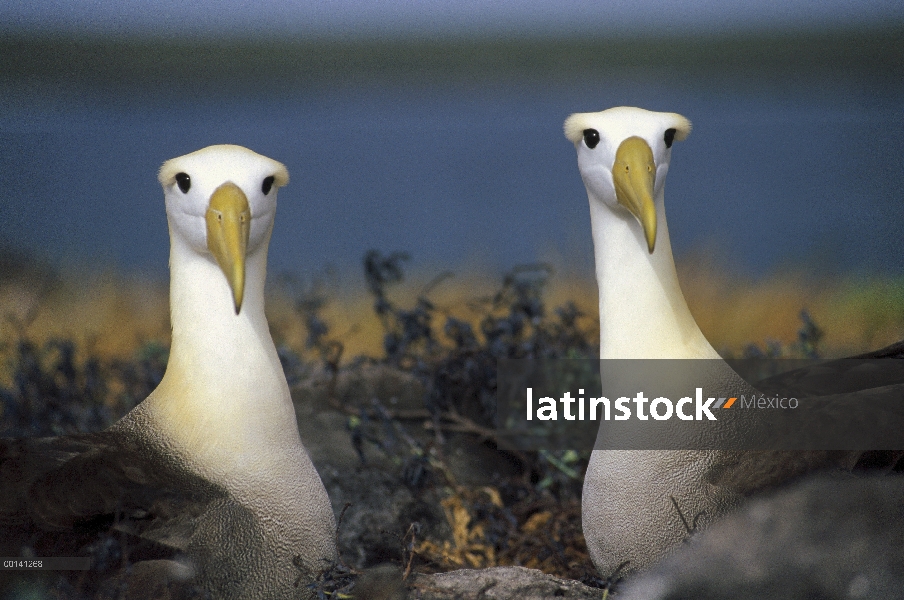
296, 366, 904, 600
3, 253, 903, 599
2, 359, 903, 599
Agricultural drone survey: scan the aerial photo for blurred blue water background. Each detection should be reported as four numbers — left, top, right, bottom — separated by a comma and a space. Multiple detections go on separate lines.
1, 36, 903, 280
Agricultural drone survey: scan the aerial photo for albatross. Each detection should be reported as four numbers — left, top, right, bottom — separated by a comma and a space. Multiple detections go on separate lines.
563, 107, 884, 577
0, 145, 336, 598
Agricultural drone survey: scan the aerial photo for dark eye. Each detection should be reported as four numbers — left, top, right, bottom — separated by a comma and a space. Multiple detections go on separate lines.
664, 128, 676, 149
583, 129, 600, 149
175, 172, 191, 193
262, 176, 275, 195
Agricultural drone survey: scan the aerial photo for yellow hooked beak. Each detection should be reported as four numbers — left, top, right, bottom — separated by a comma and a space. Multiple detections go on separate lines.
206, 182, 250, 314
612, 136, 657, 253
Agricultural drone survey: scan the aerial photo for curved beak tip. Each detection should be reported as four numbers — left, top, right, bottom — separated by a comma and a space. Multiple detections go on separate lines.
643, 218, 657, 254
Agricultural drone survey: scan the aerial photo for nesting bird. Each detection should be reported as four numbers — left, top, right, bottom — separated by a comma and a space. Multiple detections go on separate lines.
564, 107, 865, 577
0, 145, 336, 598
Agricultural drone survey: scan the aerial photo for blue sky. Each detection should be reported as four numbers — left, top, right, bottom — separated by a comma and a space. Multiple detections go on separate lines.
2, 0, 903, 37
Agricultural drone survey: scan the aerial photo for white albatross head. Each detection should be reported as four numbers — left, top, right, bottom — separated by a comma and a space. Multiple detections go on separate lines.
158, 144, 289, 314
564, 106, 691, 253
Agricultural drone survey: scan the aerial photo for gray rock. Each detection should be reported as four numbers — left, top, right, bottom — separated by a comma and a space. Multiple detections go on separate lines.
408, 566, 603, 600
621, 474, 904, 600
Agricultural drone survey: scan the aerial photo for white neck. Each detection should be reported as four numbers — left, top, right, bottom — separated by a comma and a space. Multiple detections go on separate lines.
143, 225, 301, 482
589, 189, 719, 359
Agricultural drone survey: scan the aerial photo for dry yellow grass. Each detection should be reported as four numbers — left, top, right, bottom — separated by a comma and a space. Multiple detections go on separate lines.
0, 271, 169, 358
2, 255, 903, 379
679, 256, 904, 357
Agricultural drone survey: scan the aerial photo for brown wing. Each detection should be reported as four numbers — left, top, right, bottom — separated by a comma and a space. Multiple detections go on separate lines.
852, 339, 904, 359
0, 429, 227, 596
